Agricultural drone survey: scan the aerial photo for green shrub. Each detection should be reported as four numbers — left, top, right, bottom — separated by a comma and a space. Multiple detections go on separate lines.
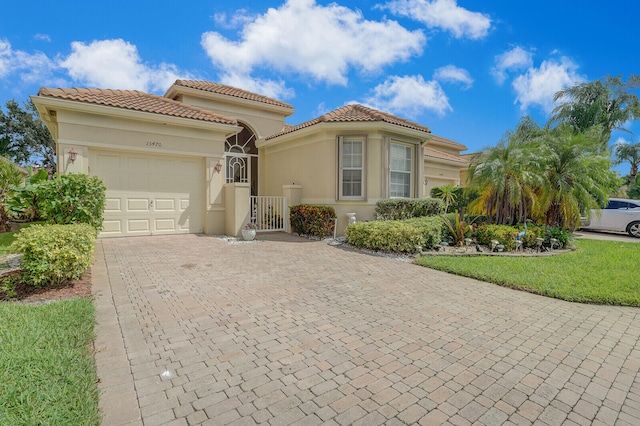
475, 224, 520, 251
627, 183, 640, 199
0, 160, 25, 231
375, 198, 444, 220
345, 216, 443, 252
34, 173, 106, 229
545, 226, 573, 248
290, 205, 336, 238
439, 211, 479, 246
11, 223, 97, 287
519, 224, 545, 248
0, 274, 18, 300
5, 168, 48, 222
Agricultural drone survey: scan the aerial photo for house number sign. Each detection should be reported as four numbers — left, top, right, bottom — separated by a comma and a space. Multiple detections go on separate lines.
145, 141, 163, 148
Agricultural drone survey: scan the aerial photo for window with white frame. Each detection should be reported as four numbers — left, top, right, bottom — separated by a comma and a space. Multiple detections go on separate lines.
338, 137, 365, 200
389, 142, 412, 198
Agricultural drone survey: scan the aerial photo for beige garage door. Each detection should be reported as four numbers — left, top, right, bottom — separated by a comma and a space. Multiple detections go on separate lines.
90, 150, 204, 237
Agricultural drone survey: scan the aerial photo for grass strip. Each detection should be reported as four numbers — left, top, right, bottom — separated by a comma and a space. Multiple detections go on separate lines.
416, 239, 640, 306
0, 298, 99, 425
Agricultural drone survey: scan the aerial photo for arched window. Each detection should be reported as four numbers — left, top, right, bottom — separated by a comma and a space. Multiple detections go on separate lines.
225, 123, 258, 195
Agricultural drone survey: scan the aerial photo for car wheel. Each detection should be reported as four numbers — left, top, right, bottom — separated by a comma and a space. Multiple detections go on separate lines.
627, 221, 640, 238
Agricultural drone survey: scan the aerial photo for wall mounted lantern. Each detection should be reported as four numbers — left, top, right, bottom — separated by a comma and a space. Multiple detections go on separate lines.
214, 159, 223, 172
69, 147, 78, 163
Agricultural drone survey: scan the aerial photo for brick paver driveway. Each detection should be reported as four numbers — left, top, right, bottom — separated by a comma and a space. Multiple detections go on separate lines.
93, 234, 640, 426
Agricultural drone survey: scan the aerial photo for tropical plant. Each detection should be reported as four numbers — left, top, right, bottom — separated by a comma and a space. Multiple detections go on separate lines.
439, 210, 476, 246
628, 183, 640, 199
532, 124, 619, 229
5, 167, 48, 222
430, 185, 457, 213
549, 75, 640, 147
289, 205, 336, 238
614, 140, 640, 185
467, 116, 545, 225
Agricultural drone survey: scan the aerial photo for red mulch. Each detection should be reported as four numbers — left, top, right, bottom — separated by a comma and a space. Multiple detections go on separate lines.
6, 271, 92, 305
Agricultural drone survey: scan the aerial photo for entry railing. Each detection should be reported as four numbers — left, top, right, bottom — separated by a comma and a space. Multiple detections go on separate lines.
250, 196, 288, 232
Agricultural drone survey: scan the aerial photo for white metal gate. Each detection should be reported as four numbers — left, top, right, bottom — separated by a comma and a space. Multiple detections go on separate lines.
250, 196, 288, 232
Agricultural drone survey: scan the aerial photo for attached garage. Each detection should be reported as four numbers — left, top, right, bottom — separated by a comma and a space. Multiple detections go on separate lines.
91, 149, 204, 237
31, 87, 241, 237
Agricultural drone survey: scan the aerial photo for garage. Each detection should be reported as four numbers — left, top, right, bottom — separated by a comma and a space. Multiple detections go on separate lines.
90, 149, 204, 237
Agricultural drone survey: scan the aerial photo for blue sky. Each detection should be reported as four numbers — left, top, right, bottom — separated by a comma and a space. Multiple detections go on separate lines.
2, 0, 639, 174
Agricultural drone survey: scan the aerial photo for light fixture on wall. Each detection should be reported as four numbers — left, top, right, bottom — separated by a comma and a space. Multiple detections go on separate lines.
69, 147, 78, 163
214, 159, 223, 172
423, 177, 429, 186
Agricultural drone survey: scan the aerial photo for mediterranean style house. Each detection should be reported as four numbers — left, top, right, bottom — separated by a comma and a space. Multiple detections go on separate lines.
31, 80, 468, 237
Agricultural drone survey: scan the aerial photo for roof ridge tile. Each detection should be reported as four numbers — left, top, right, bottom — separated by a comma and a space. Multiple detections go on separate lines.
266, 103, 430, 140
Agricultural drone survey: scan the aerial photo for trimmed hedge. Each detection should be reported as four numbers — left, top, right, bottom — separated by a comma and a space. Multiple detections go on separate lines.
375, 198, 444, 220
290, 205, 337, 238
475, 224, 520, 251
11, 223, 97, 287
345, 216, 443, 253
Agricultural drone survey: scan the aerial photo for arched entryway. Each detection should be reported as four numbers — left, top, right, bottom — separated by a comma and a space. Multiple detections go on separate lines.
225, 122, 258, 196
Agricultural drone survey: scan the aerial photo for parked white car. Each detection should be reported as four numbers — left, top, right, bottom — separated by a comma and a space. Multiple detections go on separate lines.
581, 198, 640, 238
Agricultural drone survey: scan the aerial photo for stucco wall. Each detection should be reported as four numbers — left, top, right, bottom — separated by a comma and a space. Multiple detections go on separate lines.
261, 128, 425, 234
180, 94, 288, 139
50, 108, 232, 235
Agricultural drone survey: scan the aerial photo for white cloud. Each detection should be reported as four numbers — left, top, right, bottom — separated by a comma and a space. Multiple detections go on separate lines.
491, 46, 533, 84
202, 0, 425, 91
34, 34, 52, 42
363, 75, 451, 117
59, 39, 191, 92
218, 71, 294, 100
0, 39, 12, 78
377, 0, 491, 39
213, 10, 256, 30
512, 57, 585, 113
0, 38, 57, 83
433, 65, 473, 89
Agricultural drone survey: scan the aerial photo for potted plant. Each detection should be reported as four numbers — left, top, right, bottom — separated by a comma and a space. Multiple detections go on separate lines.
242, 222, 258, 241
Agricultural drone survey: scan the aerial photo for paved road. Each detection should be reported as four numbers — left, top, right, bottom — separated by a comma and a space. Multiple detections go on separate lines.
92, 233, 640, 425
574, 230, 640, 243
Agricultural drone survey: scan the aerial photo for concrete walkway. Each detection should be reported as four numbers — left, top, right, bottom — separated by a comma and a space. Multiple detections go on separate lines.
92, 234, 640, 426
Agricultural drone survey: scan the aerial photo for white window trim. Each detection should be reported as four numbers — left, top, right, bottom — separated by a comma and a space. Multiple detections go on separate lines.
389, 141, 414, 198
337, 136, 367, 201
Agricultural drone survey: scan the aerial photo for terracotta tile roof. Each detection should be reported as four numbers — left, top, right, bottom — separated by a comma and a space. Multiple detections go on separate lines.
37, 88, 237, 125
265, 104, 431, 140
171, 80, 293, 110
424, 146, 468, 164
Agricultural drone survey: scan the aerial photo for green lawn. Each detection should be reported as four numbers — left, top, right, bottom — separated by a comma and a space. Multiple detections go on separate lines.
0, 231, 18, 255
416, 239, 640, 306
0, 298, 100, 425
0, 223, 39, 256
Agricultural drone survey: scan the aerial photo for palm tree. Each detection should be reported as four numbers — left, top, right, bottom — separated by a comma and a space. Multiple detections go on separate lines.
614, 140, 640, 185
430, 185, 457, 213
467, 117, 545, 225
549, 75, 640, 148
533, 125, 618, 229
